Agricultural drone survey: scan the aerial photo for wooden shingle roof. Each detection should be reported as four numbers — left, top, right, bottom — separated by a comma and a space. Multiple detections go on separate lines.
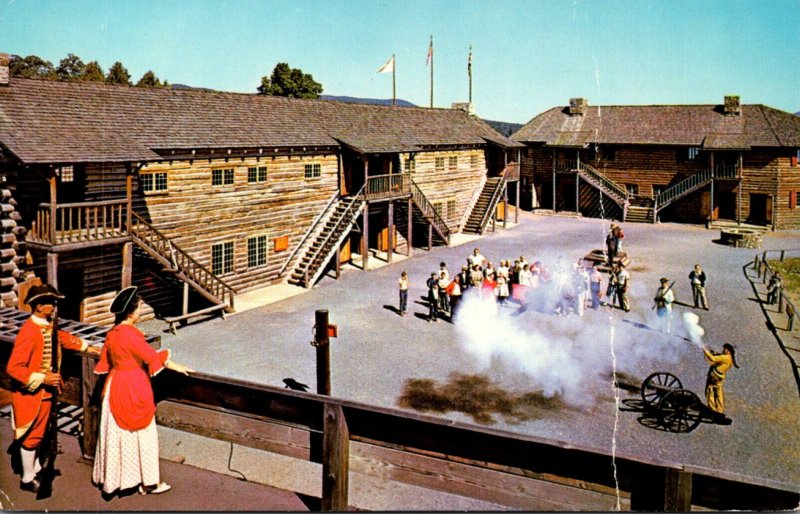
512, 103, 800, 149
0, 78, 519, 164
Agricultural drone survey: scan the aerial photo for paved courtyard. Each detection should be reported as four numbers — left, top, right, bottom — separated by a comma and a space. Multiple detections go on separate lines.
147, 211, 800, 489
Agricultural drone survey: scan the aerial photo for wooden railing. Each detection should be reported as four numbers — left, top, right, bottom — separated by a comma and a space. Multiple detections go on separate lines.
715, 163, 741, 179
365, 173, 412, 201
129, 211, 236, 310
28, 199, 127, 246
475, 177, 506, 235
278, 191, 340, 278
410, 180, 451, 244
577, 162, 629, 207
654, 170, 713, 214
501, 161, 520, 182
554, 159, 578, 172
299, 186, 366, 287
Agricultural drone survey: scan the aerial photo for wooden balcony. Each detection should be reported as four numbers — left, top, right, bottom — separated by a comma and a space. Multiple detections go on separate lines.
27, 199, 129, 251
501, 162, 520, 182
364, 173, 412, 202
714, 163, 742, 179
554, 159, 578, 172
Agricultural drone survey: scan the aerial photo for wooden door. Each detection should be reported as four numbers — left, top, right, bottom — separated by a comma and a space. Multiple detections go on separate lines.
700, 191, 716, 220
496, 201, 506, 221
378, 227, 396, 252
339, 238, 351, 263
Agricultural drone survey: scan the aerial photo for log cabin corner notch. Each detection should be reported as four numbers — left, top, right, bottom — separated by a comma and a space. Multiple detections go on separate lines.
513, 96, 800, 228
0, 68, 521, 323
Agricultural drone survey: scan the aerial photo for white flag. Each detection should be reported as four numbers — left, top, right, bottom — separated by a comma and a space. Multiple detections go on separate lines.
377, 56, 394, 73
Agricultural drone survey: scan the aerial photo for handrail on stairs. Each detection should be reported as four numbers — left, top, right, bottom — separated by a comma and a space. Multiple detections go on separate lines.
300, 185, 366, 287
129, 211, 236, 309
278, 190, 340, 277
476, 176, 506, 234
654, 169, 713, 212
577, 162, 629, 206
410, 180, 451, 244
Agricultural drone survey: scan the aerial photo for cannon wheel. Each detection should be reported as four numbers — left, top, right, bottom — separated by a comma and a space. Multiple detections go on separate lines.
658, 389, 703, 433
641, 372, 682, 407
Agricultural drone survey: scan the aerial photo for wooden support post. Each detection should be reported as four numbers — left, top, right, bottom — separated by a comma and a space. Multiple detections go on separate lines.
575, 173, 580, 215
407, 198, 413, 257
121, 242, 133, 288
362, 203, 369, 271
788, 304, 795, 331
515, 181, 520, 224
710, 153, 715, 223
314, 309, 331, 396
335, 244, 341, 279
780, 250, 785, 262
321, 403, 350, 512
503, 185, 508, 229
81, 354, 100, 460
49, 174, 57, 246
427, 223, 432, 251
778, 289, 784, 314
737, 152, 743, 225
47, 252, 58, 289
126, 167, 133, 233
664, 469, 693, 512
182, 282, 190, 316
387, 201, 394, 263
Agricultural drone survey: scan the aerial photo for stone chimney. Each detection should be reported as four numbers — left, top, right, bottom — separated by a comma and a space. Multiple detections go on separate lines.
569, 97, 588, 116
452, 102, 474, 115
0, 53, 9, 87
723, 95, 741, 116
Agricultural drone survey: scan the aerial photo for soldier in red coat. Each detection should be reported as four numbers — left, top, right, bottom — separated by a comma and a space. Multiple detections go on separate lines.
6, 284, 100, 493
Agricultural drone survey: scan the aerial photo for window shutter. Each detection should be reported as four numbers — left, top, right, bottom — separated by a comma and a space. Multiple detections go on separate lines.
791, 155, 798, 167
790, 191, 797, 210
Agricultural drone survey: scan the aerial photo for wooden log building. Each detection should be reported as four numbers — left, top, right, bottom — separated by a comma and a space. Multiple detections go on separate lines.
0, 53, 522, 324
513, 96, 800, 228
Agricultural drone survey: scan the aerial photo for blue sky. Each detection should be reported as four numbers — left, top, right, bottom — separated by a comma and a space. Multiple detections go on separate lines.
1, 0, 798, 123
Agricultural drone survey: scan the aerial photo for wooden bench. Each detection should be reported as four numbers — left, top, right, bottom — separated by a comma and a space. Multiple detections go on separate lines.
164, 304, 227, 334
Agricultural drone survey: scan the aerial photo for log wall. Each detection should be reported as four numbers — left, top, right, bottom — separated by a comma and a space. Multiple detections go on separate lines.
403, 149, 487, 231
138, 154, 339, 294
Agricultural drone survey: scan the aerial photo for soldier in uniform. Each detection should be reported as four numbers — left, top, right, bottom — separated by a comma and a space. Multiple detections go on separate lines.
654, 277, 675, 333
6, 284, 101, 493
615, 263, 631, 312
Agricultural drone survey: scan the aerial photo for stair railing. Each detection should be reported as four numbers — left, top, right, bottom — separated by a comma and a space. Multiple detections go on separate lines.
301, 185, 366, 287
278, 190, 340, 277
409, 180, 451, 244
555, 159, 578, 172
654, 169, 713, 212
476, 177, 506, 235
715, 163, 741, 179
129, 211, 236, 310
577, 162, 629, 207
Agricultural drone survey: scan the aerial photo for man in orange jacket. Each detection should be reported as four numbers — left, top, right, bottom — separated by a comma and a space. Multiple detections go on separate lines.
6, 284, 100, 493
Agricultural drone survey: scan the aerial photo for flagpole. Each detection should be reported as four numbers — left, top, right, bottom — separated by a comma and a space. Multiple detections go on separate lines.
392, 53, 396, 106
468, 45, 472, 105
429, 36, 434, 108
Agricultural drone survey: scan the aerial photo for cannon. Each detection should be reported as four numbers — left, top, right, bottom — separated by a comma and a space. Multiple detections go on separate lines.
640, 372, 727, 433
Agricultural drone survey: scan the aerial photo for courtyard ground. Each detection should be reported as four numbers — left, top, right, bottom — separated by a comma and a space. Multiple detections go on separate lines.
145, 211, 800, 492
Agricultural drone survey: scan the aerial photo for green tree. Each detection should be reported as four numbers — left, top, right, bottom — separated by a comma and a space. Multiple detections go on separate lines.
56, 53, 86, 80
257, 62, 323, 99
81, 61, 105, 82
9, 54, 56, 79
105, 61, 132, 85
136, 70, 163, 88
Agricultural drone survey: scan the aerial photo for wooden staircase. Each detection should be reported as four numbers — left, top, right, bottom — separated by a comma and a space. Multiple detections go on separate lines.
289, 189, 366, 288
653, 170, 713, 221
463, 177, 504, 234
575, 162, 629, 214
128, 211, 235, 312
409, 180, 451, 245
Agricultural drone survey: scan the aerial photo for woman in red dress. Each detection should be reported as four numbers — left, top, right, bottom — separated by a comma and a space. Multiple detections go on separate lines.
92, 286, 194, 496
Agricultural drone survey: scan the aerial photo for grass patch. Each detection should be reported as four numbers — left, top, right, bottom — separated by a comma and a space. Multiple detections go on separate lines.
768, 258, 800, 307
398, 372, 566, 425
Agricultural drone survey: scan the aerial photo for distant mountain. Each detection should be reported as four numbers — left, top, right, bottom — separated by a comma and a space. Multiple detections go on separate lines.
482, 120, 524, 138
321, 95, 416, 107
795, 111, 800, 116
171, 83, 216, 92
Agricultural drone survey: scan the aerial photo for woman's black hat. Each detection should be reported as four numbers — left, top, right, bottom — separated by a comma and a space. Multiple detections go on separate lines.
110, 286, 138, 314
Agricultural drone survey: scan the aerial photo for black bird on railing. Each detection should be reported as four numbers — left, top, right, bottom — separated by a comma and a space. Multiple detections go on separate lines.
283, 378, 310, 392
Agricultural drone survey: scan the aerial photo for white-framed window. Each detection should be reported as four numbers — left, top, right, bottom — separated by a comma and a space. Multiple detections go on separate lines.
304, 163, 321, 179
141, 172, 168, 193
248, 166, 267, 183
470, 155, 479, 167
212, 168, 235, 186
687, 147, 701, 161
59, 165, 74, 182
247, 235, 268, 268
435, 157, 445, 172
446, 198, 456, 218
448, 156, 458, 170
212, 241, 234, 275
404, 156, 416, 173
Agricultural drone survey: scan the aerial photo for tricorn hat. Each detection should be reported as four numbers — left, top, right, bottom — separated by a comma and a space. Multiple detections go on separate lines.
110, 286, 138, 314
660, 277, 670, 284
25, 284, 65, 306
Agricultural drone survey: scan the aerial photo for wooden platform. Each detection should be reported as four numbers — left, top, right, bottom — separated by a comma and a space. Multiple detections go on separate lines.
584, 249, 631, 272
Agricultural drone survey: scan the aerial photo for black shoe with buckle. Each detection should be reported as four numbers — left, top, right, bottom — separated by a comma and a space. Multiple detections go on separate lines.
20, 478, 40, 493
